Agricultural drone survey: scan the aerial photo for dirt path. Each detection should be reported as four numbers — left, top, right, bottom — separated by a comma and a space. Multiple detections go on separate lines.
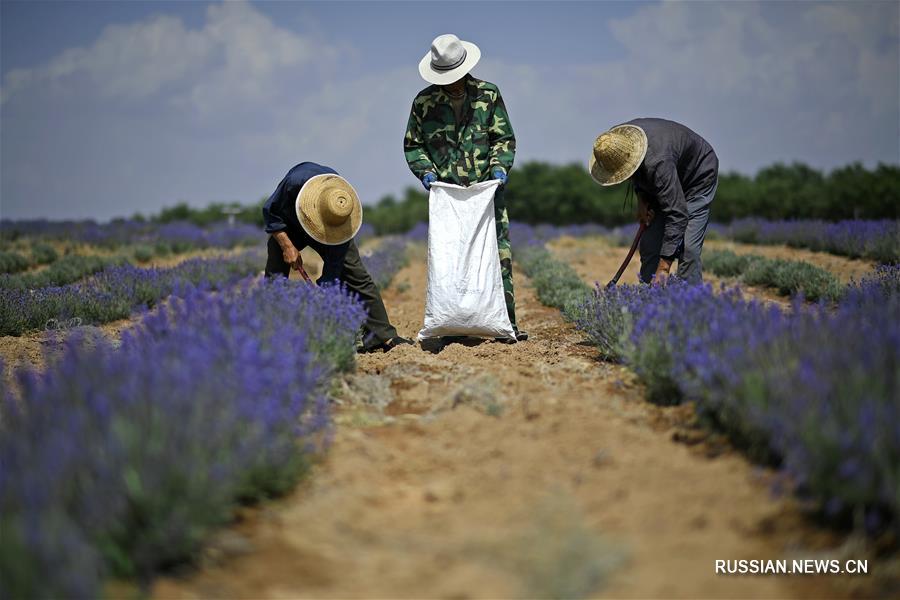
153, 245, 852, 600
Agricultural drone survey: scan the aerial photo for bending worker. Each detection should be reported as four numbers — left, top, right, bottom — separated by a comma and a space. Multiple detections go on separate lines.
262, 161, 413, 353
403, 34, 527, 342
590, 118, 719, 284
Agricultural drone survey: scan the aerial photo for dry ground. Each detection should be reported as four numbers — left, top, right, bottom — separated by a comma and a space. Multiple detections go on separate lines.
1, 238, 884, 598
152, 244, 871, 600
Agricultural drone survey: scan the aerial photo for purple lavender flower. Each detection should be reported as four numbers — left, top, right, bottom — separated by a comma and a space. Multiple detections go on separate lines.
576, 266, 900, 533
0, 277, 366, 597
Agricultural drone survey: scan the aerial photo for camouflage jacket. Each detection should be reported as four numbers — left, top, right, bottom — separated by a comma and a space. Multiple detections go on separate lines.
403, 76, 515, 186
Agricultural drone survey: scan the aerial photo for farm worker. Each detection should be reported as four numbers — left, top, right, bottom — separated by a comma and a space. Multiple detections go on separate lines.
403, 34, 527, 342
262, 162, 414, 353
589, 119, 719, 284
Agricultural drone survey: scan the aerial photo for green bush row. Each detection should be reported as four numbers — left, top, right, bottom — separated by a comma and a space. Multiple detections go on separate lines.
704, 250, 843, 302
123, 161, 899, 234
0, 243, 59, 274
516, 245, 591, 320
0, 254, 127, 290
0, 251, 30, 274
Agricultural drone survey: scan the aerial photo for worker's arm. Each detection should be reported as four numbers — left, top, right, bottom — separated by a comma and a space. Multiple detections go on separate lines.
648, 161, 688, 280
272, 231, 303, 271
262, 176, 303, 271
487, 90, 515, 176
403, 100, 437, 181
634, 191, 671, 281
262, 177, 289, 235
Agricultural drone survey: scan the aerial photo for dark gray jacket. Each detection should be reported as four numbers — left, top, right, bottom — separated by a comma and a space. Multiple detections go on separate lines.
628, 118, 718, 257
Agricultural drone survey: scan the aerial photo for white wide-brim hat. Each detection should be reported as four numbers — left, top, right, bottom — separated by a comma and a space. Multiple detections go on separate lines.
418, 34, 481, 85
296, 174, 363, 245
588, 124, 648, 186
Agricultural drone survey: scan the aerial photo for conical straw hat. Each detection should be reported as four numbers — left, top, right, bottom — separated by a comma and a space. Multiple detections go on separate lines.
296, 174, 363, 245
588, 124, 648, 186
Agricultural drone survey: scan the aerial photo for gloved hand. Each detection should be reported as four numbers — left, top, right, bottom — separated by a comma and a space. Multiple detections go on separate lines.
422, 172, 437, 191
491, 168, 507, 188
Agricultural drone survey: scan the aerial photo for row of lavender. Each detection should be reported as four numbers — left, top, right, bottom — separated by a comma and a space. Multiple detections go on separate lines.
0, 252, 265, 336
0, 224, 406, 336
0, 232, 416, 597
0, 280, 366, 598
512, 223, 899, 536
1, 219, 262, 251
579, 271, 900, 534
709, 218, 900, 264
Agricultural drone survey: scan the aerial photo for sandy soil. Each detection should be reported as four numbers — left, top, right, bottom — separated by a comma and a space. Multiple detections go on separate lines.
151, 245, 859, 600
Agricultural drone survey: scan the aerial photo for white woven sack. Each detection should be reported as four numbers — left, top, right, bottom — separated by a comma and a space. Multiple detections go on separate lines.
418, 180, 516, 341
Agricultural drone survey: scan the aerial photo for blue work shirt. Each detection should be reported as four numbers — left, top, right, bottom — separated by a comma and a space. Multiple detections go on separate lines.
262, 162, 338, 234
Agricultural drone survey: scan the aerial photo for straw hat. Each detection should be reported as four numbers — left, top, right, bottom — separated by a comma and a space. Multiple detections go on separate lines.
295, 174, 363, 245
588, 124, 648, 186
419, 34, 481, 85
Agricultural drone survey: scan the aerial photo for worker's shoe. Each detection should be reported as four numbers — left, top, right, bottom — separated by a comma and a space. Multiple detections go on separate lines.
382, 336, 415, 352
495, 327, 528, 344
359, 336, 415, 353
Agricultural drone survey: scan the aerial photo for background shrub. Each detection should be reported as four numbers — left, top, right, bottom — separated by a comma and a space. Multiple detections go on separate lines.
704, 250, 843, 302
0, 251, 30, 274
0, 254, 127, 290
30, 242, 58, 265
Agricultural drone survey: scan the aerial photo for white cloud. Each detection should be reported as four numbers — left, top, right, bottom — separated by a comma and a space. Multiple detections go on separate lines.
1, 0, 897, 220
492, 1, 899, 173
1, 1, 421, 218
2, 1, 320, 109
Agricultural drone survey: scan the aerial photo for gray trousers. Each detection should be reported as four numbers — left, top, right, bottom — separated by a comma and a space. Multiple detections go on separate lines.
639, 179, 718, 284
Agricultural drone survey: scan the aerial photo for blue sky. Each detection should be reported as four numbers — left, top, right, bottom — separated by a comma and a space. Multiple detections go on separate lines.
2, 0, 898, 221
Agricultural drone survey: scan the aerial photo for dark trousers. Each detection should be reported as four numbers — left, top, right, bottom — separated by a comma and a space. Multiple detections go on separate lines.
639, 178, 718, 285
265, 230, 398, 348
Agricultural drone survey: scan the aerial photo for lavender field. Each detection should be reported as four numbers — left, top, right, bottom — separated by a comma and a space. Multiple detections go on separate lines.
0, 221, 412, 597
1, 218, 898, 599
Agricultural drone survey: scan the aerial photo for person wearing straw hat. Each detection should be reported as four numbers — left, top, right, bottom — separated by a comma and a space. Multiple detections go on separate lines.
262, 162, 413, 353
404, 33, 526, 342
589, 118, 719, 284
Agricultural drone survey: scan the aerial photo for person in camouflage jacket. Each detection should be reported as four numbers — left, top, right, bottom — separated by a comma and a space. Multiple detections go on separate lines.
405, 34, 525, 341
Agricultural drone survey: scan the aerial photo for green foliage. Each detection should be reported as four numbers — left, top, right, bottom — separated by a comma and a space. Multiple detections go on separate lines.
130, 160, 896, 236
364, 160, 898, 234
505, 162, 633, 225
30, 242, 58, 266
704, 250, 843, 301
152, 199, 266, 227
742, 259, 843, 302
516, 245, 591, 320
628, 334, 683, 406
132, 245, 156, 263
364, 188, 428, 235
703, 250, 761, 278
0, 254, 127, 290
715, 162, 900, 222
0, 251, 31, 274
